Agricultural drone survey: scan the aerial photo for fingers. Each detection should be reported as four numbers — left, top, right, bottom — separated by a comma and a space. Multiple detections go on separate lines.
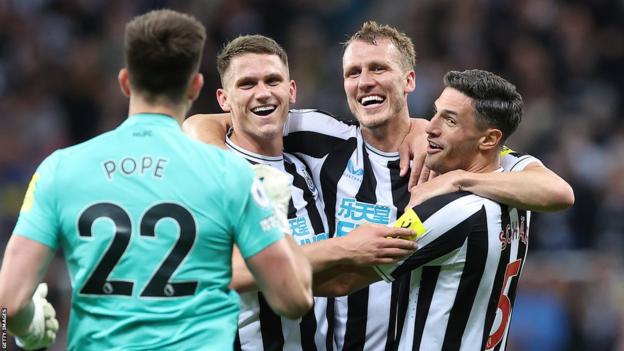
399, 144, 412, 177
35, 282, 49, 298
417, 167, 431, 186
408, 153, 427, 189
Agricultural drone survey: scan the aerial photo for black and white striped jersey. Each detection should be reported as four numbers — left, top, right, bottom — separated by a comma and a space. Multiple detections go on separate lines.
375, 188, 530, 351
283, 110, 541, 351
226, 135, 331, 351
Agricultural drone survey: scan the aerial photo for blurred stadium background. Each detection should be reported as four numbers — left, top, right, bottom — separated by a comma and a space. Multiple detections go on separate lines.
0, 0, 622, 350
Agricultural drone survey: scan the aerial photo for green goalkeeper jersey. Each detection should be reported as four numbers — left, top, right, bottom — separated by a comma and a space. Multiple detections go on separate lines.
13, 113, 284, 350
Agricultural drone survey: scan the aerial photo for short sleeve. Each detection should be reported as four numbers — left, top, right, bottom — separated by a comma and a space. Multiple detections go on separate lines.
14, 151, 63, 249
500, 146, 542, 172
224, 155, 284, 259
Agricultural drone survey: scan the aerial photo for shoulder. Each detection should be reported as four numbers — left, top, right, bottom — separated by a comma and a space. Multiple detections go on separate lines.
500, 146, 543, 172
414, 191, 493, 223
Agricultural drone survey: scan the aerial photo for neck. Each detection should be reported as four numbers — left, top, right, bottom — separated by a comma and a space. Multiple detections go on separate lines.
230, 132, 283, 157
462, 151, 501, 174
128, 96, 188, 125
360, 112, 411, 153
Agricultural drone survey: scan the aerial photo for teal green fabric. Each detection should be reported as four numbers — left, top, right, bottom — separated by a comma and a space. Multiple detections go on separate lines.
14, 113, 284, 350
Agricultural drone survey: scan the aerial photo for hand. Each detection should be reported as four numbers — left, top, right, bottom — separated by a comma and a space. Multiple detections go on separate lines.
339, 223, 417, 266
398, 118, 433, 189
252, 164, 293, 234
15, 283, 59, 350
406, 169, 463, 210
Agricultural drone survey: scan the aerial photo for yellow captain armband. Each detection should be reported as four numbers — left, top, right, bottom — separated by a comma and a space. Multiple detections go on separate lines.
20, 173, 40, 212
393, 208, 427, 241
500, 145, 514, 157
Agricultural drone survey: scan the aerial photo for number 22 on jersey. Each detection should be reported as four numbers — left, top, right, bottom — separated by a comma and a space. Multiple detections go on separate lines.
77, 202, 198, 298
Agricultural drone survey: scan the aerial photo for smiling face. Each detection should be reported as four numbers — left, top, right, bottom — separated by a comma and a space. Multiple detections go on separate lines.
425, 87, 485, 174
217, 53, 296, 144
342, 39, 415, 129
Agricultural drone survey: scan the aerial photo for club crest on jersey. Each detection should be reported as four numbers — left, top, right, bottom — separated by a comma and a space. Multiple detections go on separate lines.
251, 178, 272, 210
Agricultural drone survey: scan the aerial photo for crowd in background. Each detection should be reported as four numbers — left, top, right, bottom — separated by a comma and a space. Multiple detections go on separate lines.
0, 0, 622, 350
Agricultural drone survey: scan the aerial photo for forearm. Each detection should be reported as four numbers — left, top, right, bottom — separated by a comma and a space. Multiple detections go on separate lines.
0, 236, 54, 335
313, 265, 379, 297
6, 301, 35, 336
301, 237, 351, 273
457, 164, 575, 212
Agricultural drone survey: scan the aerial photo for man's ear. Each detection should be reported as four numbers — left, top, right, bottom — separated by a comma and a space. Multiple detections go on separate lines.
216, 88, 231, 112
118, 68, 131, 97
188, 73, 204, 101
479, 128, 503, 151
289, 79, 297, 104
404, 70, 416, 94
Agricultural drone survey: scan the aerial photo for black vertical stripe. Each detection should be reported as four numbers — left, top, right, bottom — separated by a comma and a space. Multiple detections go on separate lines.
300, 305, 319, 351
320, 138, 358, 236
284, 159, 325, 234
481, 204, 512, 350
442, 207, 490, 350
258, 293, 284, 350
412, 266, 441, 350
342, 149, 378, 350
388, 160, 410, 217
354, 147, 377, 203
394, 275, 411, 349
342, 288, 369, 351
386, 159, 410, 351
326, 297, 335, 351
384, 279, 402, 351
234, 331, 242, 351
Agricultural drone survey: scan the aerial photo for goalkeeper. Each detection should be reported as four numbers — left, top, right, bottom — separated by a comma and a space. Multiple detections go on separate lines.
0, 10, 312, 350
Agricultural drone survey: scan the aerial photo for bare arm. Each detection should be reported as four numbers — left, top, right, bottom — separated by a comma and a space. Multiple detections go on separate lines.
407, 162, 575, 212
313, 265, 381, 297
301, 224, 416, 272
229, 224, 416, 294
182, 113, 232, 148
0, 235, 54, 335
245, 235, 313, 319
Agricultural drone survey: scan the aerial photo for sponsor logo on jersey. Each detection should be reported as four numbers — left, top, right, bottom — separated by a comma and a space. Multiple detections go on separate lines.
335, 197, 391, 237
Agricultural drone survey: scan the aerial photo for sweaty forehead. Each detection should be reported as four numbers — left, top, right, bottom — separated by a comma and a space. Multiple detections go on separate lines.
223, 53, 289, 85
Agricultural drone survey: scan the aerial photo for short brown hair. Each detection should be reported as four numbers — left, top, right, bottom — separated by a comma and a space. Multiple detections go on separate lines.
216, 35, 288, 84
124, 9, 206, 103
344, 21, 416, 72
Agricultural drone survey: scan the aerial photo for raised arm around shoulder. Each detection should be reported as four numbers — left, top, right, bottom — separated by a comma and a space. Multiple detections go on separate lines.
182, 113, 232, 149
458, 162, 574, 211
408, 161, 574, 212
245, 235, 313, 319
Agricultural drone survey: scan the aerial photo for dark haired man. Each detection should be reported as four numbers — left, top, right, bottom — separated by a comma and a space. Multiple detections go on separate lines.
321, 69, 536, 351
0, 10, 312, 350
184, 21, 574, 350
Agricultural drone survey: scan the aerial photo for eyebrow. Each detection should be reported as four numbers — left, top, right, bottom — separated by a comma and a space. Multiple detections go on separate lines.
433, 103, 458, 117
